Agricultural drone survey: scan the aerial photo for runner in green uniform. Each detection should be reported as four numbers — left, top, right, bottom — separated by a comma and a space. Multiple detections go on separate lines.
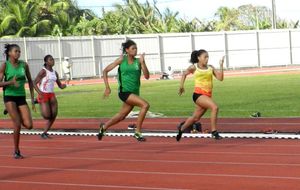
98, 40, 150, 141
0, 44, 37, 159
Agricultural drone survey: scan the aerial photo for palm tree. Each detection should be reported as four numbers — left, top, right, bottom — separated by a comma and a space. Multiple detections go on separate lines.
156, 8, 180, 33
215, 6, 241, 31
114, 0, 161, 34
0, 0, 51, 38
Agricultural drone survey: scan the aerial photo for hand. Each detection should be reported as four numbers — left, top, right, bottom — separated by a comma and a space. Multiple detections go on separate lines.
139, 53, 145, 64
62, 84, 67, 89
11, 76, 19, 88
103, 88, 111, 99
219, 55, 225, 67
178, 87, 185, 96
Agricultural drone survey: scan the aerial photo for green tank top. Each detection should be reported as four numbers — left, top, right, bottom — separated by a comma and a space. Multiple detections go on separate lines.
4, 60, 27, 96
118, 56, 141, 95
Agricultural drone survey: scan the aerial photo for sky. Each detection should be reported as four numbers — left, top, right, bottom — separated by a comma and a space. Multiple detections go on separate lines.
76, 0, 299, 21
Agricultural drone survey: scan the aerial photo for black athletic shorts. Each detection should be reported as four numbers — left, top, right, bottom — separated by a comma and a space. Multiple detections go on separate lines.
4, 96, 27, 106
118, 92, 132, 102
192, 93, 203, 103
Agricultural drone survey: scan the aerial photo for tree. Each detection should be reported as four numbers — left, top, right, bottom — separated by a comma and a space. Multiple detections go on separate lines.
72, 16, 103, 36
0, 0, 51, 38
36, 0, 94, 36
238, 4, 272, 30
215, 6, 241, 31
114, 0, 162, 34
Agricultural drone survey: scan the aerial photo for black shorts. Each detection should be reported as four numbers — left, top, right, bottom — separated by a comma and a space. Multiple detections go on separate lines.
118, 92, 132, 102
192, 93, 203, 103
4, 96, 27, 106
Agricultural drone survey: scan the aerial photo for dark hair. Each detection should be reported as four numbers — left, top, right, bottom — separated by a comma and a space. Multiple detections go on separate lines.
121, 39, 136, 54
4, 44, 20, 60
43, 54, 53, 67
190, 49, 208, 64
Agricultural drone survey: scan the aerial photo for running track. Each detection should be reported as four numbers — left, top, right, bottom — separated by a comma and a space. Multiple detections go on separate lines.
1, 117, 300, 189
0, 135, 300, 190
1, 117, 300, 133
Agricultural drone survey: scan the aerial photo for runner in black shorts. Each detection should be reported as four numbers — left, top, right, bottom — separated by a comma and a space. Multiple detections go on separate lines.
0, 44, 37, 159
97, 40, 150, 141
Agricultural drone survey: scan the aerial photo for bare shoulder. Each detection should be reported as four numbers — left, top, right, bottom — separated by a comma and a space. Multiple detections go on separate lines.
0, 62, 6, 72
188, 64, 196, 71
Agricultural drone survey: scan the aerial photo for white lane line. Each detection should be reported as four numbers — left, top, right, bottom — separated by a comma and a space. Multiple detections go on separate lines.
0, 130, 299, 139
1, 165, 300, 181
0, 155, 299, 167
0, 137, 299, 147
1, 138, 299, 147
1, 146, 300, 157
2, 121, 299, 125
0, 180, 188, 190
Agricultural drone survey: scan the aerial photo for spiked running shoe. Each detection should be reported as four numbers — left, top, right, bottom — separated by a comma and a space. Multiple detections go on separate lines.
97, 123, 106, 141
134, 132, 146, 142
212, 130, 222, 140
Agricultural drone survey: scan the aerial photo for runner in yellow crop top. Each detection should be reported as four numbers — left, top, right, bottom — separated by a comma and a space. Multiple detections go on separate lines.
177, 49, 225, 141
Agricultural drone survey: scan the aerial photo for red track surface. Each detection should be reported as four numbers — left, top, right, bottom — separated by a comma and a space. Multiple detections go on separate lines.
1, 134, 300, 190
1, 117, 300, 132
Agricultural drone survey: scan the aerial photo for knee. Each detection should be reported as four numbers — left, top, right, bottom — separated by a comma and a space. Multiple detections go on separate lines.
142, 102, 150, 110
23, 121, 33, 130
51, 112, 57, 120
211, 105, 219, 112
42, 113, 52, 120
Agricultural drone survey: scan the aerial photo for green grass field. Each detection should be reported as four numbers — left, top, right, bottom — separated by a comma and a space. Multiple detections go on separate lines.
0, 74, 299, 119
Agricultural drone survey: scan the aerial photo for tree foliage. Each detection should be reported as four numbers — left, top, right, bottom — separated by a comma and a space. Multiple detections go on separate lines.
0, 0, 298, 38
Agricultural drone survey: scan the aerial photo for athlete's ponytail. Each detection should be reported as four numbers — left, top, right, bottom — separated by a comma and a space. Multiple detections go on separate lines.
190, 49, 208, 64
43, 54, 53, 67
121, 39, 136, 54
4, 44, 20, 60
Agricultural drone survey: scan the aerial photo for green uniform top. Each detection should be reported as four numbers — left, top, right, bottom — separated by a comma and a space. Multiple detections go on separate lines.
4, 60, 27, 96
118, 56, 141, 95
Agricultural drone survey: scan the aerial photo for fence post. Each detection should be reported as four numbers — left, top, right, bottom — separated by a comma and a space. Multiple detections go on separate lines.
98, 37, 103, 78
223, 32, 229, 69
255, 31, 261, 67
58, 36, 63, 78
190, 33, 195, 52
288, 30, 293, 65
23, 37, 28, 62
91, 35, 97, 76
157, 35, 164, 73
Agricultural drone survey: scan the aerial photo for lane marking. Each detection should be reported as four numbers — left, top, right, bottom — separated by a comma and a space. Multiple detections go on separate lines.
1, 166, 300, 181
0, 130, 300, 139
0, 180, 188, 190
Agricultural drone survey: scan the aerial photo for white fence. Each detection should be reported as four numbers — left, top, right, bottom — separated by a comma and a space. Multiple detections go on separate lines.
1, 29, 300, 78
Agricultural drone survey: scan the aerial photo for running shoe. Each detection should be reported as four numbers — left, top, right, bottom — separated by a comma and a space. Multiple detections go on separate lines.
176, 122, 183, 141
134, 132, 146, 142
97, 123, 105, 141
128, 124, 137, 130
250, 112, 261, 118
14, 150, 24, 159
41, 133, 51, 139
211, 130, 222, 140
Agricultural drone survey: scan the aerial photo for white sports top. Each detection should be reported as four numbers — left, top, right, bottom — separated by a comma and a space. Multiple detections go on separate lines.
39, 68, 57, 93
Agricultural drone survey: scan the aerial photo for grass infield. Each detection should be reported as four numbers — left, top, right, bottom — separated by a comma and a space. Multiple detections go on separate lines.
0, 74, 299, 118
